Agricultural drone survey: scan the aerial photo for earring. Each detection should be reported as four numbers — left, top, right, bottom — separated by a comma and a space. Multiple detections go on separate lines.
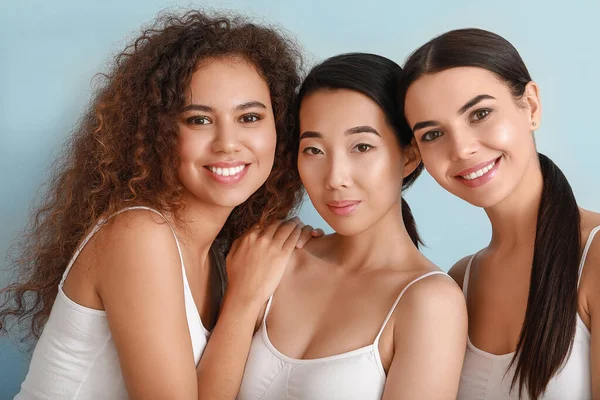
532, 121, 537, 127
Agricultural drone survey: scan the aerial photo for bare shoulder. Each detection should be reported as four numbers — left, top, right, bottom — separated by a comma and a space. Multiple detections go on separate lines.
398, 270, 466, 316
448, 254, 474, 290
392, 268, 467, 346
92, 209, 182, 291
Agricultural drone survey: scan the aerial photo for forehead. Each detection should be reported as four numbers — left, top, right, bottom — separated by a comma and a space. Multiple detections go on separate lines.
187, 57, 271, 105
299, 89, 388, 133
405, 67, 511, 118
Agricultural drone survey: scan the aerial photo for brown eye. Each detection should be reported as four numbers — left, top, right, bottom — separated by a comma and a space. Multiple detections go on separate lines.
421, 131, 443, 142
473, 109, 491, 121
352, 143, 373, 153
302, 146, 323, 155
187, 116, 211, 125
239, 114, 261, 123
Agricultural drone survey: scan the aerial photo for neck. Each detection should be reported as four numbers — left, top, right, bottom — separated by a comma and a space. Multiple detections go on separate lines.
334, 199, 420, 271
177, 191, 234, 265
485, 156, 543, 252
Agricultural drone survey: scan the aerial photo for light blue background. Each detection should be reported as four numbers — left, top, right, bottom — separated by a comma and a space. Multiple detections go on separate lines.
1, 0, 598, 396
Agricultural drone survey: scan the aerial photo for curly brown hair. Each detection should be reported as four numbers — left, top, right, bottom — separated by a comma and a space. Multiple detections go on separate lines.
0, 9, 304, 343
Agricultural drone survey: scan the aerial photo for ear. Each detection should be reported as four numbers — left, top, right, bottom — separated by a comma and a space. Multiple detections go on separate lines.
524, 81, 542, 131
402, 138, 422, 179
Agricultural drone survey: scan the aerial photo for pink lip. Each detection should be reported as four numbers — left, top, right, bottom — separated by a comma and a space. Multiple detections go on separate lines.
455, 156, 501, 188
455, 157, 500, 177
326, 200, 361, 216
204, 164, 249, 184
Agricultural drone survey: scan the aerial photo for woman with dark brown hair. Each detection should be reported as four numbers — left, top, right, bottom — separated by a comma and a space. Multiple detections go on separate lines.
400, 28, 599, 399
0, 10, 319, 399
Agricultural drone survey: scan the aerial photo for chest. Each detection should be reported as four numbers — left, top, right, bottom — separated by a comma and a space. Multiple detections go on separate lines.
466, 258, 531, 355
264, 265, 406, 370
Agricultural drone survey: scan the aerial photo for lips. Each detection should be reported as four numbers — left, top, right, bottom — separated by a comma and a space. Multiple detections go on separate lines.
454, 156, 502, 188
326, 200, 361, 216
203, 161, 250, 184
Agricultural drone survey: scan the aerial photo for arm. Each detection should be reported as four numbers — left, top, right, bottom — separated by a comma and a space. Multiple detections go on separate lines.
382, 275, 468, 400
195, 219, 307, 400
99, 212, 317, 399
97, 211, 200, 400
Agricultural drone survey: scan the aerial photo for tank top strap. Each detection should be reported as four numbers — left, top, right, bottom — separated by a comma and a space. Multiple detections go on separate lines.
463, 255, 476, 300
578, 225, 600, 288
373, 270, 448, 345
262, 295, 275, 326
59, 206, 184, 287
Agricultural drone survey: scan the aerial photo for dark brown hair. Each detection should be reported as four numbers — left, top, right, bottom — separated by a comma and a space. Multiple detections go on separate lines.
399, 28, 581, 399
296, 53, 423, 247
0, 10, 304, 343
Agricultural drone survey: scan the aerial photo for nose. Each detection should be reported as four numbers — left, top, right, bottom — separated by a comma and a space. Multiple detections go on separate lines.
449, 130, 479, 161
325, 153, 352, 190
211, 121, 241, 154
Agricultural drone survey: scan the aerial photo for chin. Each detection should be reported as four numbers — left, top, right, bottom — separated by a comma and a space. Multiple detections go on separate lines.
454, 189, 508, 209
325, 218, 371, 237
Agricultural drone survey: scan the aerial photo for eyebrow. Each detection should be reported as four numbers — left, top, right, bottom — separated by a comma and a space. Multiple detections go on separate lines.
411, 94, 496, 132
181, 101, 267, 113
345, 125, 381, 136
412, 120, 440, 132
299, 125, 381, 141
457, 94, 496, 115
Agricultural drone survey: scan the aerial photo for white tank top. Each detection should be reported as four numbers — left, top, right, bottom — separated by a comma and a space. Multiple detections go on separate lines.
15, 206, 221, 400
237, 270, 448, 400
457, 226, 599, 400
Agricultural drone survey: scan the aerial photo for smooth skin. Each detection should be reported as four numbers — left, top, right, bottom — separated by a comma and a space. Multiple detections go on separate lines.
404, 66, 600, 397
260, 89, 468, 399
62, 57, 320, 400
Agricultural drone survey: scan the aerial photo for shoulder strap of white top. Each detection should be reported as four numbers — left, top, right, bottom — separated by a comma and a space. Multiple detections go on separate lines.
578, 225, 600, 288
59, 206, 185, 287
463, 255, 475, 300
374, 270, 449, 345
262, 295, 274, 326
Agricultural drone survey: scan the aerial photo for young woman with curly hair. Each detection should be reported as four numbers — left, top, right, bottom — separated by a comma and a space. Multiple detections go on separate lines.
1, 10, 319, 399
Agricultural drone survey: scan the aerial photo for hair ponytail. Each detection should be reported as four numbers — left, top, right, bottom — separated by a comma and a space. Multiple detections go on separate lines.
400, 29, 582, 399
508, 152, 580, 399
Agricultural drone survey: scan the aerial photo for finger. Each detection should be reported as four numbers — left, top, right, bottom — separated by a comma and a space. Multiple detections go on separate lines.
272, 219, 302, 247
295, 225, 316, 249
261, 218, 289, 239
311, 228, 325, 237
283, 224, 303, 252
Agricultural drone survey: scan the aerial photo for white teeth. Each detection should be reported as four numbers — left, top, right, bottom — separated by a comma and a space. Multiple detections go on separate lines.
462, 161, 496, 180
208, 164, 246, 176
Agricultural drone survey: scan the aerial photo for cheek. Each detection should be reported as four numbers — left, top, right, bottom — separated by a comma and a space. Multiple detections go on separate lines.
298, 158, 322, 195
484, 116, 533, 157
362, 151, 403, 195
177, 130, 208, 165
248, 128, 277, 163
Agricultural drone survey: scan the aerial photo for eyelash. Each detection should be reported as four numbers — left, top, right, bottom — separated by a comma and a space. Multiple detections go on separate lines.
351, 143, 374, 153
185, 113, 263, 125
471, 108, 492, 122
301, 143, 374, 155
420, 108, 493, 143
238, 113, 262, 123
421, 130, 443, 143
187, 116, 211, 125
302, 147, 323, 155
